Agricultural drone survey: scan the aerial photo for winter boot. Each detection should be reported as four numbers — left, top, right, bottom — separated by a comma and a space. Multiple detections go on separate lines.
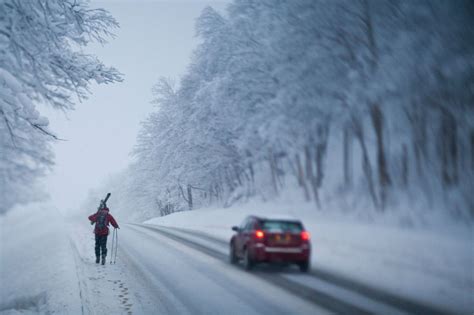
101, 255, 106, 265
96, 256, 100, 264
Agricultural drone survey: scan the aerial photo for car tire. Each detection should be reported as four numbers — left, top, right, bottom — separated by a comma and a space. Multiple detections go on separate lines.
299, 260, 310, 273
230, 242, 238, 265
243, 248, 254, 270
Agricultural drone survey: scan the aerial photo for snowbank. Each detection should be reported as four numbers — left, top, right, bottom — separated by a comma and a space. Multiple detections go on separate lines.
0, 203, 82, 315
146, 199, 474, 314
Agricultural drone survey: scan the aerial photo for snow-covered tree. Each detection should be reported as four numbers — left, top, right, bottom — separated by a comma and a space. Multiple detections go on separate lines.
120, 0, 473, 223
0, 0, 122, 213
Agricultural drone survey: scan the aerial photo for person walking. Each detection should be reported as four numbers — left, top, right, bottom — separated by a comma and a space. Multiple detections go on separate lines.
88, 205, 119, 265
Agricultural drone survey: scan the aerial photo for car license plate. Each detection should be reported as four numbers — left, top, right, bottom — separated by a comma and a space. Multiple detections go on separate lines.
275, 234, 291, 244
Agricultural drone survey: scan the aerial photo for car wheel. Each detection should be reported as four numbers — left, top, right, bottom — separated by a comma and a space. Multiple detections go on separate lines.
299, 260, 310, 273
229, 242, 238, 264
243, 247, 254, 270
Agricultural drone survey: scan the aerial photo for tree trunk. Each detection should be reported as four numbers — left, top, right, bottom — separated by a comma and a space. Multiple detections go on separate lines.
179, 184, 192, 210
450, 117, 458, 185
352, 115, 378, 209
343, 124, 353, 188
471, 129, 474, 171
402, 144, 408, 188
225, 168, 235, 192
370, 103, 391, 210
305, 146, 313, 180
215, 183, 221, 202
305, 145, 322, 208
296, 153, 310, 201
187, 184, 193, 210
315, 124, 329, 189
249, 162, 255, 184
269, 149, 278, 194
234, 165, 242, 186
248, 161, 255, 196
274, 151, 284, 187
440, 112, 458, 186
310, 176, 321, 209
406, 104, 427, 177
209, 184, 213, 204
362, 0, 378, 71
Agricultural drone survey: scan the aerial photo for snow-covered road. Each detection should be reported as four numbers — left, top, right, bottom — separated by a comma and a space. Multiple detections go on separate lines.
123, 224, 450, 315
71, 223, 329, 315
0, 204, 460, 314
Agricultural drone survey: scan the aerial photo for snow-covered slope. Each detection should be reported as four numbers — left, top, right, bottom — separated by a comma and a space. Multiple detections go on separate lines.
0, 203, 82, 314
146, 199, 474, 314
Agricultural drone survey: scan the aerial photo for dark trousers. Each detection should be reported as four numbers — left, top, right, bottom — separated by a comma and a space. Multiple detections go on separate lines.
95, 235, 108, 258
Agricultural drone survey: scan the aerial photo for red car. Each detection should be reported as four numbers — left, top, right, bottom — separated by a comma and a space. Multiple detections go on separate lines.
229, 215, 311, 272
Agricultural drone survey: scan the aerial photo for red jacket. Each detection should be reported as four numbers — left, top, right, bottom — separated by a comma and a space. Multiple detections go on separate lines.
88, 208, 119, 236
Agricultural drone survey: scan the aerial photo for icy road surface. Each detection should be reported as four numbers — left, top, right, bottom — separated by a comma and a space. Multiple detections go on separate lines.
70, 223, 329, 315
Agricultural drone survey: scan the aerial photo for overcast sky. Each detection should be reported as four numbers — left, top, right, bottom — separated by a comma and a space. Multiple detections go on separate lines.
42, 0, 228, 212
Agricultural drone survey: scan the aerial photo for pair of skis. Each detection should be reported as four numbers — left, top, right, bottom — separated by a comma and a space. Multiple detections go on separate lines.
91, 192, 111, 225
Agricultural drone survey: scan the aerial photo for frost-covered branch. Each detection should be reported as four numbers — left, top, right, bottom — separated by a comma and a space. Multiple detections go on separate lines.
0, 0, 123, 213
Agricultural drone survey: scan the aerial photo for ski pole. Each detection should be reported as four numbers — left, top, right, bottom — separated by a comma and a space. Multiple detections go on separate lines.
113, 228, 118, 264
110, 228, 115, 265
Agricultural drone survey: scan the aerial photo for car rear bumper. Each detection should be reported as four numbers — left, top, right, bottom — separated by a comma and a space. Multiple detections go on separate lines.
265, 247, 303, 253
251, 243, 310, 262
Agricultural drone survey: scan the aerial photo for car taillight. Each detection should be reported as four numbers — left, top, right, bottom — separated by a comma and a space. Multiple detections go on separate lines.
255, 230, 265, 239
301, 231, 310, 241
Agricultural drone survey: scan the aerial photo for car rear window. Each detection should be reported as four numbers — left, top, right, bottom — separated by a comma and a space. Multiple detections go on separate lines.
261, 220, 303, 232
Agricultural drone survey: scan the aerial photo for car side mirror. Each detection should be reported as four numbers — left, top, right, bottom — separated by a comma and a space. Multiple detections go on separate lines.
232, 226, 239, 232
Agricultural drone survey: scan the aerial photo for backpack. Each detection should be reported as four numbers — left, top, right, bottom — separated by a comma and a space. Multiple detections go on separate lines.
96, 211, 108, 230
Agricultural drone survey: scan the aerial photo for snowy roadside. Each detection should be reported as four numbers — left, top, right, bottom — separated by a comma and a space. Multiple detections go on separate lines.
145, 200, 474, 314
0, 203, 143, 315
67, 220, 155, 315
0, 203, 82, 315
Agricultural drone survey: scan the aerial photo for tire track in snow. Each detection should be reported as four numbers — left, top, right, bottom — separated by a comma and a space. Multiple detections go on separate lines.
125, 225, 327, 315
135, 224, 449, 315
115, 236, 188, 315
130, 226, 308, 315
129, 224, 370, 315
69, 237, 89, 315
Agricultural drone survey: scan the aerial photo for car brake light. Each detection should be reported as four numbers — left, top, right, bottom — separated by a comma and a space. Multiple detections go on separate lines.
301, 231, 310, 241
255, 230, 265, 239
